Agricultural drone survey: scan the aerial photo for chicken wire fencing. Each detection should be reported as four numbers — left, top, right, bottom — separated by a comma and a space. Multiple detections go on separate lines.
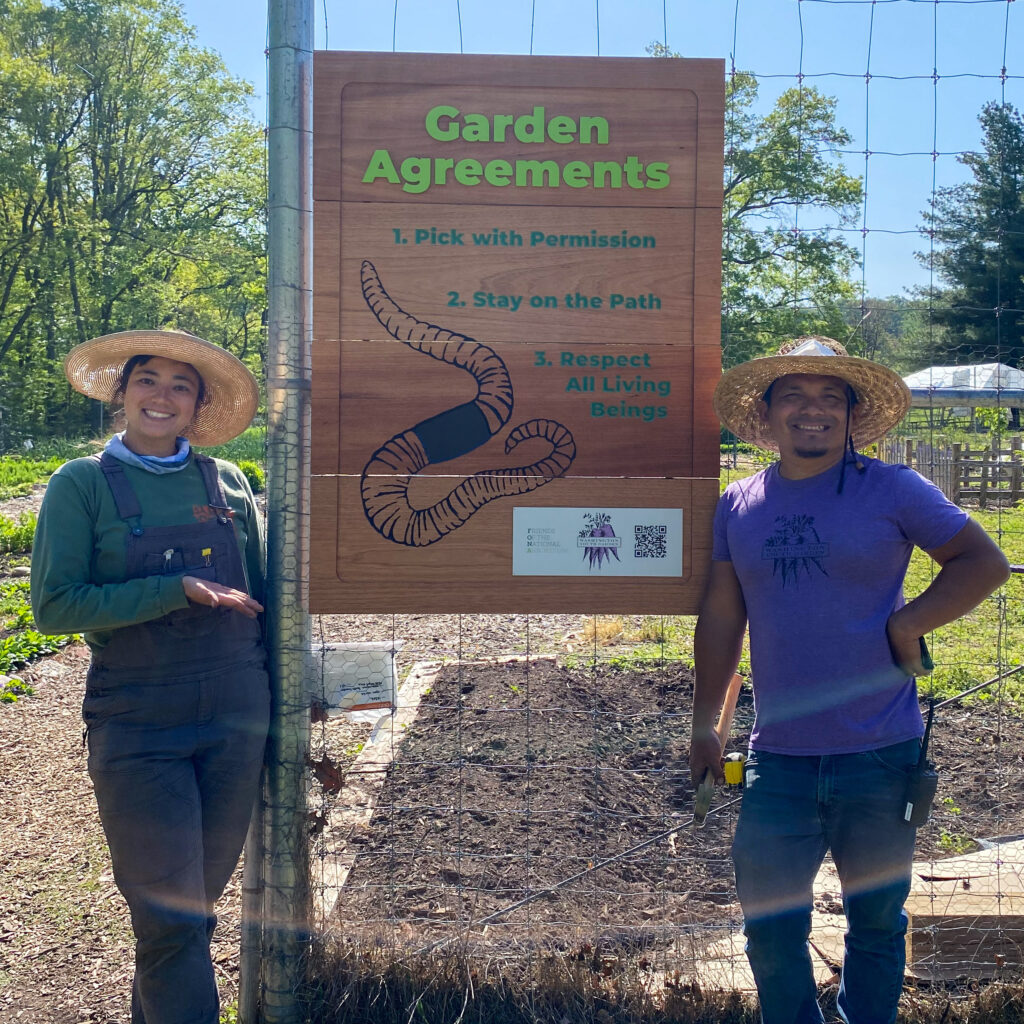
255, 0, 1024, 1020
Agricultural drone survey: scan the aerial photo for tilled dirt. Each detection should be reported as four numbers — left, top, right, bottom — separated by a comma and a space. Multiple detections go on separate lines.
321, 660, 1024, 961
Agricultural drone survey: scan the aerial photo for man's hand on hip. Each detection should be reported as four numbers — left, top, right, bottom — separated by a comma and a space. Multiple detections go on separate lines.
886, 612, 929, 676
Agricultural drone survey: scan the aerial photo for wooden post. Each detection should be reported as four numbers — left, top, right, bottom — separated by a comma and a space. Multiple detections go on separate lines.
952, 443, 962, 505
980, 441, 992, 509
905, 438, 914, 469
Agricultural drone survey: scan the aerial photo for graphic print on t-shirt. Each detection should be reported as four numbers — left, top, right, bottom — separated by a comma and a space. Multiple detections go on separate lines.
762, 514, 830, 586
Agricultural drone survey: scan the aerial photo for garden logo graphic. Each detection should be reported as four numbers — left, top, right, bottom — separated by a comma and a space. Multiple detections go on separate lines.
762, 514, 830, 586
578, 512, 622, 570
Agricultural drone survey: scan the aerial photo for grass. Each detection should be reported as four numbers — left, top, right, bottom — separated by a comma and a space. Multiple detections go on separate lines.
0, 456, 66, 500
908, 505, 1024, 709
198, 425, 266, 464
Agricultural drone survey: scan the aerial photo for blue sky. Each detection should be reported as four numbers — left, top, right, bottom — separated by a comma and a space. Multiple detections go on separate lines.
179, 0, 1023, 297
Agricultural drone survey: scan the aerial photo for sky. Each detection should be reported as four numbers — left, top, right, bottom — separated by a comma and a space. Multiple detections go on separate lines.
178, 0, 1024, 297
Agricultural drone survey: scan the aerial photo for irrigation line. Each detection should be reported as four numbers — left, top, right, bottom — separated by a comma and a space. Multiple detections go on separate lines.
932, 663, 1024, 712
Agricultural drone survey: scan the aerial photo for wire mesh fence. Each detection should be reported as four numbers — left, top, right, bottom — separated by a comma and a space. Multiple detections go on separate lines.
258, 0, 1024, 1019
297, 600, 1024, 1020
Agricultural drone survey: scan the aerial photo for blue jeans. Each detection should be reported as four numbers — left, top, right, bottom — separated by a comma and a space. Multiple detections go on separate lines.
731, 739, 920, 1024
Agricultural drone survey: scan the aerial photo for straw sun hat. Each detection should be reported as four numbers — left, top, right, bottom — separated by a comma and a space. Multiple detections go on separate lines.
64, 330, 259, 447
713, 336, 911, 452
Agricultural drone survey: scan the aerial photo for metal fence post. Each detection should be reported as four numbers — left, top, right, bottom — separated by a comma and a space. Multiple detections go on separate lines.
240, 1, 313, 1021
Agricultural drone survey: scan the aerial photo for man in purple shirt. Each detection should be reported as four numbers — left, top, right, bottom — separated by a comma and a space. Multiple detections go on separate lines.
691, 337, 1009, 1024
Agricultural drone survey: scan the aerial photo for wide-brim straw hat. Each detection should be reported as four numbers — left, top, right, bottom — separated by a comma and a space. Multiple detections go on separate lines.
713, 336, 911, 451
64, 330, 259, 447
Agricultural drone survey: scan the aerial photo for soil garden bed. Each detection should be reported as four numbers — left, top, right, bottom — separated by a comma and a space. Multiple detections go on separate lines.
323, 659, 1024, 953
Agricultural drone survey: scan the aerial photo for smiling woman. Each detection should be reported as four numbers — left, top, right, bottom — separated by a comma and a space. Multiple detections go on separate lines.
118, 355, 205, 456
30, 329, 268, 1024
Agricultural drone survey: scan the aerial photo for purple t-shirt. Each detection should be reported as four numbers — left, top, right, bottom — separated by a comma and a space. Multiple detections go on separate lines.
713, 458, 968, 755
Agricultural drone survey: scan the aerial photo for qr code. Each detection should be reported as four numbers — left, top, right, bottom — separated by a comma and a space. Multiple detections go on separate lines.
634, 524, 667, 559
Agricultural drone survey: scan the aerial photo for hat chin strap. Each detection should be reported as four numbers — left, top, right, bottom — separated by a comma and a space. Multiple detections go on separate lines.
836, 402, 866, 494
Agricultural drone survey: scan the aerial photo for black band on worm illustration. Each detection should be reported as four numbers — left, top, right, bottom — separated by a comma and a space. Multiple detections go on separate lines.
412, 401, 493, 464
359, 260, 577, 547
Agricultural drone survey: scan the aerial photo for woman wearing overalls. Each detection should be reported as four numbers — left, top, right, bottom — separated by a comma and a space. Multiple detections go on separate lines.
31, 330, 269, 1024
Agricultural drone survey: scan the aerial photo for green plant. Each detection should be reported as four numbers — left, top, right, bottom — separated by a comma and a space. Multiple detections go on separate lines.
941, 796, 962, 816
238, 459, 265, 494
0, 512, 36, 554
0, 630, 78, 675
938, 828, 975, 855
975, 407, 1008, 434
0, 674, 34, 703
200, 426, 266, 464
0, 457, 64, 499
0, 580, 31, 621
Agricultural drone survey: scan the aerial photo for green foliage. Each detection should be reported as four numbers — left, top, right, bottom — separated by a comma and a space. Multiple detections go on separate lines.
0, 455, 64, 498
237, 459, 265, 494
199, 426, 266, 465
0, 553, 78, 697
840, 295, 932, 375
0, 579, 31, 615
974, 406, 1009, 433
918, 102, 1024, 367
649, 47, 863, 362
0, 0, 266, 443
0, 511, 36, 553
938, 828, 976, 855
721, 72, 863, 363
0, 674, 34, 704
0, 629, 76, 675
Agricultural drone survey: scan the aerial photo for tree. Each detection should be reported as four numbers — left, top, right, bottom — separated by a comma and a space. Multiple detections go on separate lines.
0, 0, 266, 441
918, 102, 1024, 368
839, 295, 931, 374
648, 45, 864, 366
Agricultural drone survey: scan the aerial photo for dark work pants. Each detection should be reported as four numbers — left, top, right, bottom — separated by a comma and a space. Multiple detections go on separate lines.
85, 660, 270, 1024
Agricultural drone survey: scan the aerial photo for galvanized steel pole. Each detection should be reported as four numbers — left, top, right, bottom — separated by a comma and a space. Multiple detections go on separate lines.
242, 0, 313, 1021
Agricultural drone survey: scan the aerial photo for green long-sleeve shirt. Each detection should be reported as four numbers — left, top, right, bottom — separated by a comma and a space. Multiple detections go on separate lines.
30, 454, 265, 653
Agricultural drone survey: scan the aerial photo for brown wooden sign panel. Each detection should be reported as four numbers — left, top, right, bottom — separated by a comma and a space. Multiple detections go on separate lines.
312, 51, 724, 613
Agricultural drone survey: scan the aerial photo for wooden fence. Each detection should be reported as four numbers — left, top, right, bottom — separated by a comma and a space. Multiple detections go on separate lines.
878, 436, 1024, 507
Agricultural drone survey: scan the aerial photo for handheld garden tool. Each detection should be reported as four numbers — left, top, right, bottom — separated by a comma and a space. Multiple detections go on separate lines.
693, 672, 745, 826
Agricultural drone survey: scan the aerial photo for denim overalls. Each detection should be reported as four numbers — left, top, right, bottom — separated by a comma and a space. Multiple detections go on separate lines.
84, 453, 270, 1024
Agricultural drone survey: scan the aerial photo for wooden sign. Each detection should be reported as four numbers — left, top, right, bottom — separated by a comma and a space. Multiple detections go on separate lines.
312, 52, 724, 613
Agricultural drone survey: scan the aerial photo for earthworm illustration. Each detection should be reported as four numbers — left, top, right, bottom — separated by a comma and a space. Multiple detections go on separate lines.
359, 260, 576, 547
